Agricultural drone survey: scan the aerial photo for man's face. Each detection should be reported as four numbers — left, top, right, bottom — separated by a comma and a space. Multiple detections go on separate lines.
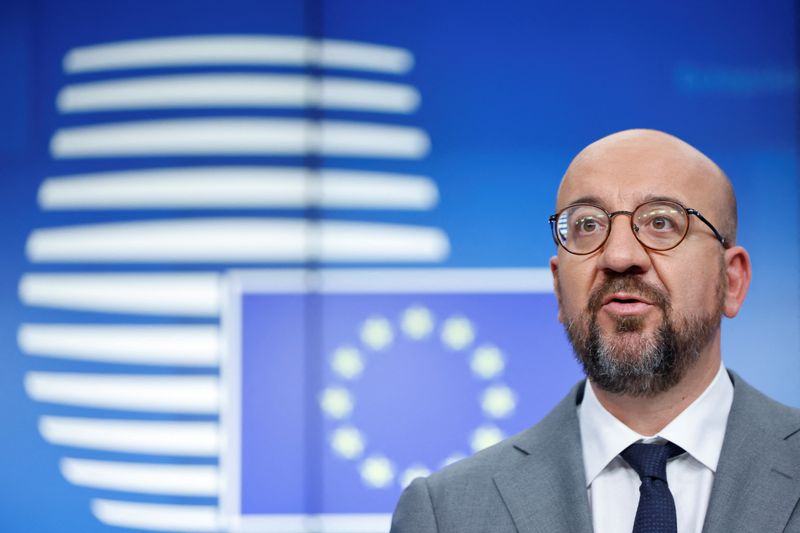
550, 133, 731, 396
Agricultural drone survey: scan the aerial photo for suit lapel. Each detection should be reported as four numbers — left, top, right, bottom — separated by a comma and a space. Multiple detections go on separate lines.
702, 372, 800, 533
487, 371, 800, 533
493, 382, 593, 533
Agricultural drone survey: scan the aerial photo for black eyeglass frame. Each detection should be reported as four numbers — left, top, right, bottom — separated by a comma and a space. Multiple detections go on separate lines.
548, 200, 730, 255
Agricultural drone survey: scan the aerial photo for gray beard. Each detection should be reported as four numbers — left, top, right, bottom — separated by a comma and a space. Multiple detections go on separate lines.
564, 275, 722, 397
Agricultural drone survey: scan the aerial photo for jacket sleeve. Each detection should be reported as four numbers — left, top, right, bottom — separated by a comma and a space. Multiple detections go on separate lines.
390, 477, 439, 533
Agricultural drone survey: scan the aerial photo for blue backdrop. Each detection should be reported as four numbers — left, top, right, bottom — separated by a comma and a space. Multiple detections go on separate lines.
0, 1, 797, 532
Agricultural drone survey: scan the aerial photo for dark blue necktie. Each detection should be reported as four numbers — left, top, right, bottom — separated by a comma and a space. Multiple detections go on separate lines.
620, 442, 685, 533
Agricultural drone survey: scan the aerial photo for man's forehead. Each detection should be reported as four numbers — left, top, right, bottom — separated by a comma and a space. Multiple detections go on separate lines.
556, 166, 702, 211
556, 130, 722, 210
562, 192, 692, 210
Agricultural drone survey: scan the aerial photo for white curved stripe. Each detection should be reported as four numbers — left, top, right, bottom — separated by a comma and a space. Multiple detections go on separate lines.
231, 514, 392, 533
321, 77, 420, 113
319, 121, 429, 158
319, 268, 555, 293
26, 219, 449, 263
321, 39, 414, 74
315, 514, 393, 533
64, 35, 413, 74
321, 169, 438, 209
19, 272, 221, 316
39, 416, 219, 455
319, 221, 449, 262
18, 324, 220, 366
50, 118, 430, 159
38, 167, 438, 210
92, 499, 221, 532
62, 458, 218, 496
58, 74, 419, 113
25, 373, 219, 413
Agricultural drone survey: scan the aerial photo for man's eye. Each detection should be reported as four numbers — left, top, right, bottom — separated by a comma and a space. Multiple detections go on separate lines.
650, 216, 675, 231
576, 217, 602, 234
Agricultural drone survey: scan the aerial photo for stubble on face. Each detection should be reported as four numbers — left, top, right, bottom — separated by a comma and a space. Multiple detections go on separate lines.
563, 270, 724, 397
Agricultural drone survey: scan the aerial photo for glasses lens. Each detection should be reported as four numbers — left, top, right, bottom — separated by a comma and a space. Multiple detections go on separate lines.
633, 201, 688, 250
556, 204, 609, 254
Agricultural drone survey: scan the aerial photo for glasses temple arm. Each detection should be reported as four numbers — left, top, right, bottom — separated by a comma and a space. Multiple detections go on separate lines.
687, 209, 729, 249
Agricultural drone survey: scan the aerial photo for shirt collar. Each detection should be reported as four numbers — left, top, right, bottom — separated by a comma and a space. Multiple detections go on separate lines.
578, 363, 733, 487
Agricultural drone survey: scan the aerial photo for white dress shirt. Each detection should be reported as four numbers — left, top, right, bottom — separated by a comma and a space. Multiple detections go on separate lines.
578, 363, 734, 533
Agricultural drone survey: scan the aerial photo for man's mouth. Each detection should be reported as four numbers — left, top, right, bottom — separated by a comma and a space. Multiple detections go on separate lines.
600, 293, 654, 316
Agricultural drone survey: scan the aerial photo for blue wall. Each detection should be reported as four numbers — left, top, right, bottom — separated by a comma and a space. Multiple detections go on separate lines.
0, 1, 797, 532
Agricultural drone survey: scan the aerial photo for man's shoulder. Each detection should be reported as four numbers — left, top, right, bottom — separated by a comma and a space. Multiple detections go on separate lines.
728, 370, 800, 436
702, 371, 800, 532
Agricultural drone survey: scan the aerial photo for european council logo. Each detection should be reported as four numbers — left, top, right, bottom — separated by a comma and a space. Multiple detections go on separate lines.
17, 33, 579, 532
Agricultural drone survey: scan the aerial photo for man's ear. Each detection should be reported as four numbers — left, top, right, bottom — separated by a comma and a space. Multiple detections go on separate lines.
722, 245, 752, 318
550, 255, 564, 323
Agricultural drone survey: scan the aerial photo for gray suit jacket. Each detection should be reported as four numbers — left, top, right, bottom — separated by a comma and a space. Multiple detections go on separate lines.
390, 371, 800, 533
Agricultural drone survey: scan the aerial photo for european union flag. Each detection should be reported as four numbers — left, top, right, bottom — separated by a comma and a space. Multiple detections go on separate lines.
221, 269, 581, 531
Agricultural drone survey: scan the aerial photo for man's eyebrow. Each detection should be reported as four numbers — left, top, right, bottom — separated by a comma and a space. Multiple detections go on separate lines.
638, 194, 687, 206
561, 195, 603, 207
560, 194, 688, 210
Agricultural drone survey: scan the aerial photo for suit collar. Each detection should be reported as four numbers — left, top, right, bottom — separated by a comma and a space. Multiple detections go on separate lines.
493, 380, 593, 533
702, 370, 800, 532
580, 363, 733, 484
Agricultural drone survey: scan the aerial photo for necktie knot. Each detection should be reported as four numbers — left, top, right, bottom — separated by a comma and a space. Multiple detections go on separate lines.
621, 441, 684, 483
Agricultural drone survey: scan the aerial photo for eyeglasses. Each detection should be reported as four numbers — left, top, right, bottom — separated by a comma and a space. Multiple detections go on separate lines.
548, 200, 729, 255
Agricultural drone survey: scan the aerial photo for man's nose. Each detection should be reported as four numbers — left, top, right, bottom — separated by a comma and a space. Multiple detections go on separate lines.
595, 215, 652, 273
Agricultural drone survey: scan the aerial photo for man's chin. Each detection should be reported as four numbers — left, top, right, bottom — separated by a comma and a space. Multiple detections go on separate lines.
596, 332, 656, 363
596, 316, 654, 339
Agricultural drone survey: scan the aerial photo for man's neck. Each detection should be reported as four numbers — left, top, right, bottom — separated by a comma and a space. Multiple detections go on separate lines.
590, 347, 722, 436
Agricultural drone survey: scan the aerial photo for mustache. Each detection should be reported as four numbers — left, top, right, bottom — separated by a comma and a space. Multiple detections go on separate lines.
587, 275, 670, 314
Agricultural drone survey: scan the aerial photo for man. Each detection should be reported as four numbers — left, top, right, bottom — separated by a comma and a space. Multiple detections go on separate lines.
390, 129, 800, 533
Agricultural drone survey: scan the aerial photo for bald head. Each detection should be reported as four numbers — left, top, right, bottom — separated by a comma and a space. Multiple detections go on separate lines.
558, 129, 737, 244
